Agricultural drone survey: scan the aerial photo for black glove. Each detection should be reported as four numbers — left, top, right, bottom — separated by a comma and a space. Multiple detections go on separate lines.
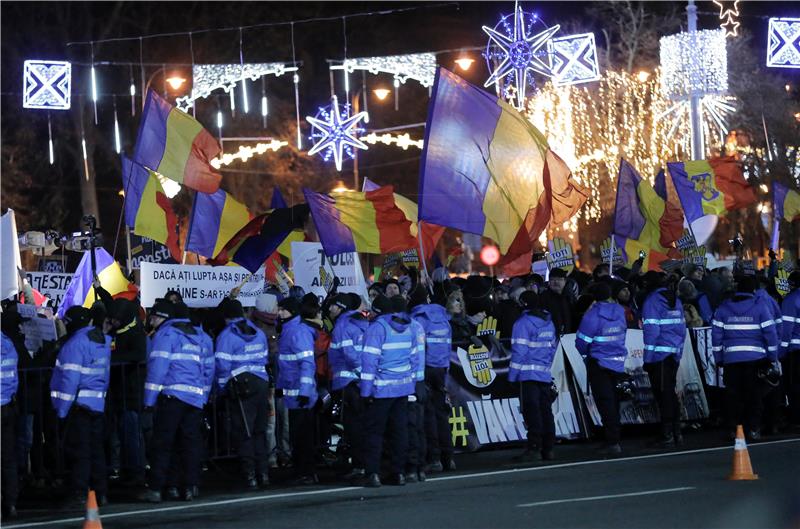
297, 395, 310, 407
274, 388, 283, 399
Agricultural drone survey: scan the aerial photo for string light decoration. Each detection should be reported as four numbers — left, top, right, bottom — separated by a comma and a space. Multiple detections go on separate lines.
22, 60, 71, 110
209, 140, 288, 169
524, 69, 716, 223
767, 17, 800, 69
482, 5, 560, 109
306, 95, 368, 171
713, 0, 741, 38
659, 28, 728, 101
335, 52, 437, 88
175, 63, 298, 112
358, 132, 423, 150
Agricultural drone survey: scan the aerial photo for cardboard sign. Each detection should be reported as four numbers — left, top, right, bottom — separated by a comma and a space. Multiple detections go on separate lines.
676, 229, 698, 251
24, 271, 73, 308
291, 242, 368, 304
600, 237, 624, 266
681, 245, 708, 268
18, 303, 57, 354
775, 269, 791, 297
547, 237, 575, 273
140, 262, 266, 308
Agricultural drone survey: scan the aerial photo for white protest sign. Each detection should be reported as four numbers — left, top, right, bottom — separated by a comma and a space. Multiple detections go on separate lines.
1, 209, 22, 300
18, 303, 57, 354
291, 242, 368, 303
140, 262, 266, 308
25, 271, 73, 308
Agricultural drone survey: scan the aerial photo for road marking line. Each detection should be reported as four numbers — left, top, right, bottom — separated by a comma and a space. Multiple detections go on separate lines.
517, 486, 695, 507
6, 438, 798, 529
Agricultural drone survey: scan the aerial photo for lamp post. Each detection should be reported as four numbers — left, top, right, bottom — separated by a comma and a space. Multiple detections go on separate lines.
142, 66, 187, 109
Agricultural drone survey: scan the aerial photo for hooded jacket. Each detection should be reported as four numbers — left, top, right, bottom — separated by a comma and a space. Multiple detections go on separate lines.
276, 316, 318, 409
144, 318, 213, 409
1, 332, 18, 405
360, 313, 419, 399
642, 288, 687, 364
712, 293, 779, 364
576, 301, 627, 373
108, 301, 148, 411
50, 326, 111, 418
780, 288, 800, 358
509, 310, 557, 383
215, 318, 269, 391
756, 288, 783, 329
328, 310, 369, 391
410, 303, 452, 368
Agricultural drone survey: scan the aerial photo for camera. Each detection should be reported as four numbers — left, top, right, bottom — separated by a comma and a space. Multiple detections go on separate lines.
60, 215, 103, 252
728, 236, 743, 252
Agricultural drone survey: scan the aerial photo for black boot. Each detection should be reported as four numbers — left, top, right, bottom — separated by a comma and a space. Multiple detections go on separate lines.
658, 423, 675, 448
165, 487, 180, 501
673, 422, 684, 446
258, 472, 269, 488
245, 471, 258, 490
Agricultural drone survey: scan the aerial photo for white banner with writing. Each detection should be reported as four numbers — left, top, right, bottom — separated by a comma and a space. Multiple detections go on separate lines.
25, 271, 73, 308
290, 242, 367, 303
140, 262, 265, 308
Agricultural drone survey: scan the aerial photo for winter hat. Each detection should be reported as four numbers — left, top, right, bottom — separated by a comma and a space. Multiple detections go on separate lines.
150, 299, 175, 320
371, 294, 391, 315
255, 292, 278, 314
519, 291, 541, 311
277, 297, 300, 316
300, 293, 320, 319
63, 306, 92, 334
590, 282, 612, 302
408, 286, 429, 308
220, 298, 245, 319
331, 294, 350, 311
345, 293, 363, 311
173, 302, 191, 320
736, 276, 756, 294
549, 268, 567, 279
389, 295, 407, 314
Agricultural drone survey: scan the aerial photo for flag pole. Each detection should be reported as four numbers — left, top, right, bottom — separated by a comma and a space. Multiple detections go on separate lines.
416, 224, 433, 295
608, 235, 615, 277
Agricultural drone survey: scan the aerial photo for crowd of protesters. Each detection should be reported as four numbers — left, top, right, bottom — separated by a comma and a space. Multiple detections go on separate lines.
1, 252, 799, 519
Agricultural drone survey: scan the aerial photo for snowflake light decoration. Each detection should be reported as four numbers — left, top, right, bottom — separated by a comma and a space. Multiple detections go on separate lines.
767, 17, 800, 69
482, 5, 560, 109
23, 60, 71, 110
175, 63, 298, 112
548, 32, 601, 87
307, 95, 368, 172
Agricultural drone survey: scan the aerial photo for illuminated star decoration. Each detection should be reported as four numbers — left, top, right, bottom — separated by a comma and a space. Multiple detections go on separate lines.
712, 0, 740, 38
306, 95, 368, 171
482, 5, 560, 110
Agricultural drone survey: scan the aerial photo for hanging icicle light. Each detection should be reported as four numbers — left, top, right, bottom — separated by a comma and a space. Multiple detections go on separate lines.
129, 65, 136, 117
393, 78, 400, 111
216, 110, 223, 130
261, 77, 268, 128
362, 71, 369, 124
294, 73, 302, 149
241, 77, 249, 113
113, 100, 121, 154
47, 114, 54, 165
229, 89, 236, 115
90, 67, 99, 123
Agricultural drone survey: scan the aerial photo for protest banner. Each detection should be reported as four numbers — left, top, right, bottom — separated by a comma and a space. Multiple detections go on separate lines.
290, 242, 367, 303
547, 237, 575, 273
25, 271, 73, 308
130, 234, 178, 269
18, 303, 57, 354
140, 262, 265, 308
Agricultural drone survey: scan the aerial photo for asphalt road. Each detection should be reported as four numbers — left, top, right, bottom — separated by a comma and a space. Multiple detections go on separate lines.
7, 437, 800, 529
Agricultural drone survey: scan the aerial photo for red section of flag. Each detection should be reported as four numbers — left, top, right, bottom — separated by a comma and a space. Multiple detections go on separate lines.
711, 156, 756, 212
155, 190, 182, 262
209, 214, 267, 266
366, 186, 418, 253
419, 221, 445, 261
183, 128, 223, 194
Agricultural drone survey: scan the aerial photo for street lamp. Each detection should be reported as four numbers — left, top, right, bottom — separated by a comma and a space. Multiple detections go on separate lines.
142, 67, 188, 109
455, 56, 475, 71
373, 88, 391, 101
166, 76, 187, 91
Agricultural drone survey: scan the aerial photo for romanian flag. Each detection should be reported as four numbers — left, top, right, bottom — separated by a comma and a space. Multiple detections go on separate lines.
613, 159, 681, 271
185, 189, 251, 259
418, 68, 549, 253
210, 204, 309, 274
362, 177, 445, 260
133, 90, 222, 194
773, 182, 800, 223
653, 169, 685, 247
498, 150, 588, 276
271, 187, 305, 258
56, 248, 137, 318
304, 186, 417, 257
668, 157, 755, 224
121, 156, 180, 261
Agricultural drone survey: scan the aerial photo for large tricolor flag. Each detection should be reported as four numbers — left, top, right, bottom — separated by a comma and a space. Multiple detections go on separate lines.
57, 248, 137, 318
210, 204, 309, 274
304, 186, 417, 257
122, 156, 181, 261
271, 187, 305, 258
185, 189, 251, 259
418, 68, 550, 253
668, 157, 756, 225
133, 90, 222, 194
613, 159, 682, 271
771, 182, 800, 248
362, 177, 445, 260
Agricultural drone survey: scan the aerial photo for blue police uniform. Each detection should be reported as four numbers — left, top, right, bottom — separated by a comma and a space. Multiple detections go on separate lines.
215, 318, 270, 482
511, 310, 557, 455
361, 313, 419, 480
406, 318, 427, 478
712, 292, 779, 434
144, 318, 211, 494
410, 303, 453, 470
1, 332, 18, 406
50, 325, 112, 500
642, 289, 687, 442
576, 301, 627, 446
781, 288, 800, 424
329, 310, 369, 473
276, 316, 318, 479
1, 331, 20, 513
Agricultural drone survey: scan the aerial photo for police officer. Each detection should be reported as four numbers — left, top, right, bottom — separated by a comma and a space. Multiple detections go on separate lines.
712, 276, 779, 440
642, 278, 687, 447
405, 292, 427, 483
1, 316, 21, 518
576, 282, 627, 454
409, 286, 453, 474
510, 291, 557, 461
215, 299, 270, 489
360, 295, 419, 488
139, 299, 214, 503
276, 295, 320, 485
50, 306, 111, 507
328, 293, 369, 480
780, 271, 800, 427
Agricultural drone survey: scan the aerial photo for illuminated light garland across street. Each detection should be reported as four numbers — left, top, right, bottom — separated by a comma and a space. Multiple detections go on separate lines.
175, 63, 298, 112
358, 132, 423, 150
210, 140, 288, 169
333, 53, 438, 88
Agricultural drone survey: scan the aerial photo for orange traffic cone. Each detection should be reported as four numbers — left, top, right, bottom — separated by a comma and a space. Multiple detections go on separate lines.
728, 425, 758, 480
83, 490, 103, 529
